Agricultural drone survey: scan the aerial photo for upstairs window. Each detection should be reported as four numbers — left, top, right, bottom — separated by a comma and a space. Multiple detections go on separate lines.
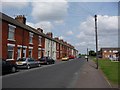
39, 36, 42, 45
8, 24, 16, 40
104, 50, 107, 53
29, 32, 33, 44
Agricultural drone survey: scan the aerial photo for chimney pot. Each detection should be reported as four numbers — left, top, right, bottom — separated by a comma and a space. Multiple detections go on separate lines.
46, 32, 53, 38
15, 15, 26, 24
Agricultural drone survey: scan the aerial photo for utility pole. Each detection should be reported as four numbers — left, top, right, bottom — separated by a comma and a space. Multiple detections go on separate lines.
94, 15, 99, 69
87, 48, 89, 62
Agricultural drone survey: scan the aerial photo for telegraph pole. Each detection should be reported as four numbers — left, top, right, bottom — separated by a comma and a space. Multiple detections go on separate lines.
87, 48, 89, 62
94, 15, 99, 69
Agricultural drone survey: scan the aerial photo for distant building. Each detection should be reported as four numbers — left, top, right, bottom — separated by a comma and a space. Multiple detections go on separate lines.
100, 48, 120, 61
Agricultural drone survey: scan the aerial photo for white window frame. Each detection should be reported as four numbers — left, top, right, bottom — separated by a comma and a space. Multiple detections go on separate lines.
104, 50, 107, 53
109, 50, 112, 53
38, 49, 41, 58
29, 32, 33, 44
8, 24, 16, 41
39, 36, 42, 46
17, 47, 21, 59
29, 47, 33, 58
7, 44, 15, 61
23, 48, 26, 58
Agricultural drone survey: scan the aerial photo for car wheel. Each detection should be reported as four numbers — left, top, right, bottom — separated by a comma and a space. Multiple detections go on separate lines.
38, 63, 41, 67
11, 66, 16, 73
27, 65, 30, 69
53, 61, 55, 64
46, 62, 49, 65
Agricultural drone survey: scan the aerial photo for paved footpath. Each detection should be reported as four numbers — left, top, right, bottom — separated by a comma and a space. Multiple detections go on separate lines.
72, 58, 112, 88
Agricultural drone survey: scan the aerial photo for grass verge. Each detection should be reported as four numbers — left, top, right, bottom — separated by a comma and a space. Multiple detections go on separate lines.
93, 58, 119, 86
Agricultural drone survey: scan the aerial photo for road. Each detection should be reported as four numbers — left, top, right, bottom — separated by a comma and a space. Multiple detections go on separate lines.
2, 58, 85, 88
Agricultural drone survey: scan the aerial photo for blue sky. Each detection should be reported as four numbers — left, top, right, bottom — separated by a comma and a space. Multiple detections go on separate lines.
1, 0, 119, 54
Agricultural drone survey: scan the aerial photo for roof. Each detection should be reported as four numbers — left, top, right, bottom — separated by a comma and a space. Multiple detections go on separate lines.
100, 47, 120, 51
0, 12, 75, 49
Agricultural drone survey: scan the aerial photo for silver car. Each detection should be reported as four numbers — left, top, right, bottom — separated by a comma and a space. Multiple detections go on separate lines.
16, 58, 41, 69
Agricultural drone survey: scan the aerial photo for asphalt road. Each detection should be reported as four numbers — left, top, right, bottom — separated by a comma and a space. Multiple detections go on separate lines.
2, 58, 85, 88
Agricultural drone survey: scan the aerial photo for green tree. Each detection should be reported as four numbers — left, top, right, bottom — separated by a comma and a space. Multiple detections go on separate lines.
89, 50, 96, 56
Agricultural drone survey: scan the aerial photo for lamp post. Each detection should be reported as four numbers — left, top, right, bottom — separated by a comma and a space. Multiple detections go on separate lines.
94, 15, 99, 69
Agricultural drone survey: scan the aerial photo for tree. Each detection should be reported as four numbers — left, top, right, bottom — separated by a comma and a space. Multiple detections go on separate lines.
89, 50, 96, 56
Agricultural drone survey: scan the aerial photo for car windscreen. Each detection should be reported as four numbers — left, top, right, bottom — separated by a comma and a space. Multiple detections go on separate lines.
17, 58, 26, 61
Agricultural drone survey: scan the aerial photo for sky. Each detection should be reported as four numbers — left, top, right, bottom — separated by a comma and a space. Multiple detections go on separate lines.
1, 0, 119, 54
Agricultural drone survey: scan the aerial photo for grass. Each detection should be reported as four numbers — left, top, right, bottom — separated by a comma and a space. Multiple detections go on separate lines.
93, 58, 119, 85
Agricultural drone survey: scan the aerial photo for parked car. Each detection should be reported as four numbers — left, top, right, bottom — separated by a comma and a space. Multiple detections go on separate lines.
69, 55, 75, 59
62, 57, 69, 61
2, 60, 18, 74
38, 57, 55, 65
16, 58, 41, 69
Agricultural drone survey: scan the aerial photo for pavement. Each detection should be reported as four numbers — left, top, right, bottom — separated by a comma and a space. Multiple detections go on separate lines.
72, 58, 112, 88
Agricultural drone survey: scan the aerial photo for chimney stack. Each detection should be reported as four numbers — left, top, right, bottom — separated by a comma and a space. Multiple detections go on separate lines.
37, 28, 43, 33
15, 15, 26, 24
54, 37, 59, 40
46, 32, 53, 38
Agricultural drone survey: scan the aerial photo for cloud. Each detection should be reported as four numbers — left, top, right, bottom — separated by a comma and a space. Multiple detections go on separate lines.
54, 20, 65, 25
31, 0, 68, 22
67, 0, 119, 2
66, 31, 74, 36
26, 21, 53, 33
78, 15, 118, 36
2, 0, 29, 9
97, 15, 118, 35
76, 15, 118, 53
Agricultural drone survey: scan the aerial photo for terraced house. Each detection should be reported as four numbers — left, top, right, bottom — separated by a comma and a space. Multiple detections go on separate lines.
1, 12, 78, 62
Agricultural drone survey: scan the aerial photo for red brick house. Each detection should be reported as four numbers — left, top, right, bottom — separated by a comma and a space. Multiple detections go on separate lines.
1, 12, 78, 62
1, 13, 45, 62
100, 48, 120, 60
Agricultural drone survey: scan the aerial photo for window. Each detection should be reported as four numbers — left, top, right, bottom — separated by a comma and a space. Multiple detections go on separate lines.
48, 40, 50, 48
113, 50, 118, 53
109, 50, 112, 53
39, 36, 42, 45
29, 49, 32, 57
23, 48, 26, 58
17, 48, 21, 59
7, 46, 14, 59
8, 24, 16, 40
38, 50, 41, 58
29, 32, 33, 44
104, 50, 107, 53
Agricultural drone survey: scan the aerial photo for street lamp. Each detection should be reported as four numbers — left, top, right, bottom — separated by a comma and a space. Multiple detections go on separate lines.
94, 15, 99, 69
